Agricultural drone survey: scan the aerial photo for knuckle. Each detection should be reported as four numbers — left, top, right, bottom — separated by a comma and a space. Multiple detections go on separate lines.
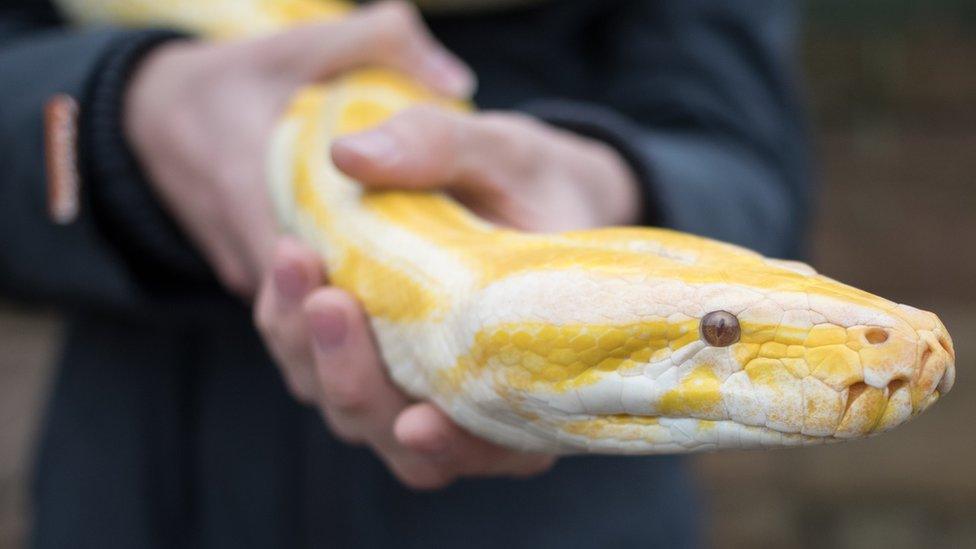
371, 1, 422, 51
473, 114, 542, 175
378, 0, 420, 28
385, 105, 458, 154
396, 105, 453, 135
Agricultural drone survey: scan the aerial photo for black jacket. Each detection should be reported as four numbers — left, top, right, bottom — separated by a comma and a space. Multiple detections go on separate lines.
0, 1, 809, 547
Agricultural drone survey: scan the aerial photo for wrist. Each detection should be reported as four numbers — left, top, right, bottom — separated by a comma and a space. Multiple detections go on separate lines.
122, 40, 195, 174
84, 30, 211, 280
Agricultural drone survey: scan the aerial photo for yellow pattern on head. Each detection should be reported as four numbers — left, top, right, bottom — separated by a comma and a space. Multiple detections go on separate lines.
658, 366, 723, 417
446, 320, 699, 393
562, 415, 662, 441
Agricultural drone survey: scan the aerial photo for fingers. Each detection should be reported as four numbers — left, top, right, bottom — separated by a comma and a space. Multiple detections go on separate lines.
306, 288, 555, 489
331, 108, 545, 226
261, 0, 475, 97
331, 106, 464, 188
253, 237, 325, 404
332, 108, 543, 188
303, 288, 445, 488
394, 403, 556, 479
305, 287, 411, 443
331, 105, 639, 231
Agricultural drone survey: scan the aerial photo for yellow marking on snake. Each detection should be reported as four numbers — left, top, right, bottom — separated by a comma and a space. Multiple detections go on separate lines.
270, 0, 349, 23
329, 246, 445, 321
658, 366, 723, 417
291, 88, 333, 229
362, 192, 490, 242
54, 0, 956, 454
563, 416, 661, 441
447, 320, 698, 392
337, 99, 395, 135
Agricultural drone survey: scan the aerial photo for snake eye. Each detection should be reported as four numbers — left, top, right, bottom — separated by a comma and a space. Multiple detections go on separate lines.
700, 311, 740, 347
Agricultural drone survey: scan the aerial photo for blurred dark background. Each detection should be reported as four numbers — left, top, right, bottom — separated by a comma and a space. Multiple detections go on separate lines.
2, 2, 975, 547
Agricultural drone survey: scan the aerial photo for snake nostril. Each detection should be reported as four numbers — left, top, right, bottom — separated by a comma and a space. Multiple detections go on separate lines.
864, 327, 889, 345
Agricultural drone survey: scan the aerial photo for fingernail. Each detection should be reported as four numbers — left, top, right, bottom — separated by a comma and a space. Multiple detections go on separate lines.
334, 130, 399, 164
273, 262, 308, 302
309, 305, 348, 352
423, 52, 476, 98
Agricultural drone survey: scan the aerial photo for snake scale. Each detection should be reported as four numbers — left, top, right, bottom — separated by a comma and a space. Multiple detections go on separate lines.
55, 0, 955, 454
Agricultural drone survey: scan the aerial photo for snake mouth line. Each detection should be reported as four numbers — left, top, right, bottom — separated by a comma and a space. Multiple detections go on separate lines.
556, 414, 845, 453
563, 371, 942, 444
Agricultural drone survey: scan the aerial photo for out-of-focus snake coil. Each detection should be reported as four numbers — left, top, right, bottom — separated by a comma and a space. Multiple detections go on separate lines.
55, 0, 955, 454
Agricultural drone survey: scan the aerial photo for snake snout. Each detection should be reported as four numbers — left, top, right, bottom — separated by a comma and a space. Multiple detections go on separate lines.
936, 332, 955, 394
836, 321, 954, 435
882, 306, 956, 414
911, 327, 956, 413
917, 329, 955, 403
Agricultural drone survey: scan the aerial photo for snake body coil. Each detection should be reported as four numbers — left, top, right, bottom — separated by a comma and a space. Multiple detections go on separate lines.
56, 0, 956, 454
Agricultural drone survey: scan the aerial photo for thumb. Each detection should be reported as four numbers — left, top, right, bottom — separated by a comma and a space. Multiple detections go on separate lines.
331, 106, 484, 191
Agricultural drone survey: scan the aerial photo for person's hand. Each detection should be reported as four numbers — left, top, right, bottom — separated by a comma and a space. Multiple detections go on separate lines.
124, 0, 474, 297
331, 106, 641, 231
255, 237, 556, 489
254, 107, 640, 489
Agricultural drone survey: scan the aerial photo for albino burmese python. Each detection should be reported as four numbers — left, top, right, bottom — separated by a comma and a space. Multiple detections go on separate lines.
55, 0, 955, 453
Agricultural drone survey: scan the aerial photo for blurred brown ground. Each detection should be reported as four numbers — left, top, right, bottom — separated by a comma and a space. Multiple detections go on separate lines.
696, 11, 976, 548
0, 312, 58, 549
1, 6, 975, 549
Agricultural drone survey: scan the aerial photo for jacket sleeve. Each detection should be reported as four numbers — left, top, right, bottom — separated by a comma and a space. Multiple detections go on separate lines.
0, 1, 211, 312
525, 0, 811, 258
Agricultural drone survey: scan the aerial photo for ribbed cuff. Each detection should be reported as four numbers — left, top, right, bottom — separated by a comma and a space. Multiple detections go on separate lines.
83, 29, 212, 282
519, 99, 666, 228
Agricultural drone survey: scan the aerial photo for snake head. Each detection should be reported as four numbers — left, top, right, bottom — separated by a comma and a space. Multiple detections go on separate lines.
441, 233, 955, 454
691, 288, 955, 444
